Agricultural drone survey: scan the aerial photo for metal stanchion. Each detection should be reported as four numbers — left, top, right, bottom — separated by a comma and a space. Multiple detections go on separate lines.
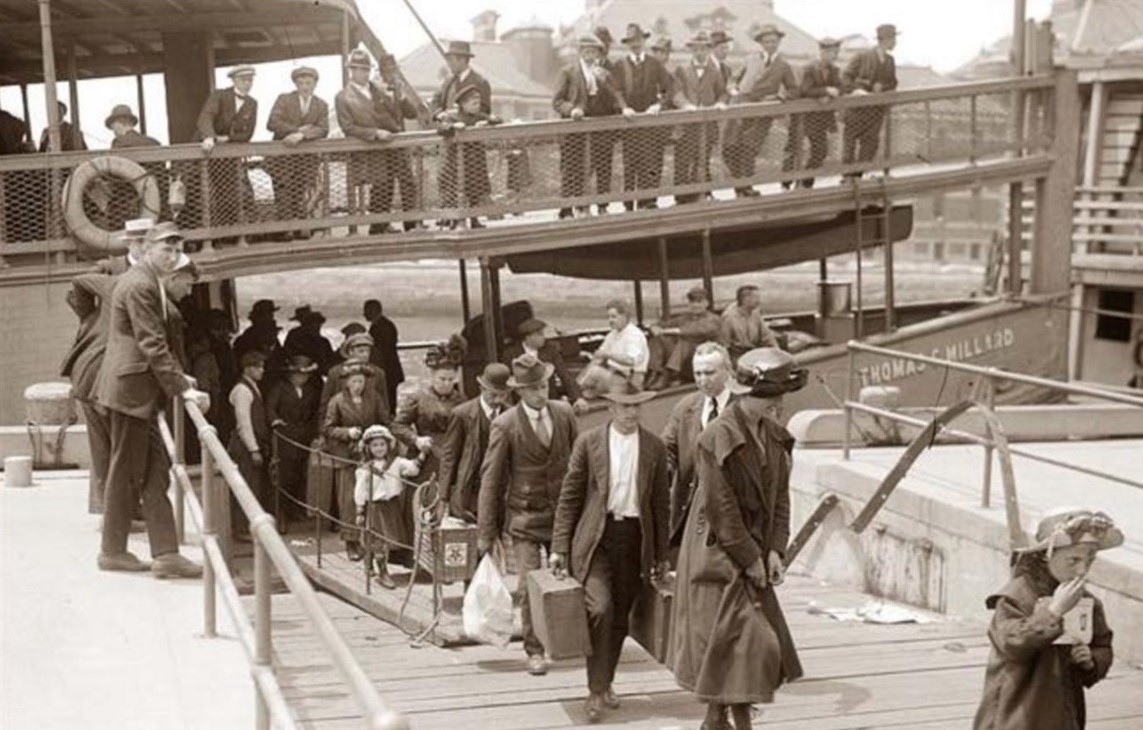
842, 344, 856, 460
173, 400, 185, 543
253, 522, 272, 730
200, 436, 217, 638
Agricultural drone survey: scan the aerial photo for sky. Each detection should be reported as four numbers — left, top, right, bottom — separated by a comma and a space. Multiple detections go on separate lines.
1, 0, 1052, 147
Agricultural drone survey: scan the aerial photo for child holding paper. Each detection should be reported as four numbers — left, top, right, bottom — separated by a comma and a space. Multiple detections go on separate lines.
974, 507, 1123, 730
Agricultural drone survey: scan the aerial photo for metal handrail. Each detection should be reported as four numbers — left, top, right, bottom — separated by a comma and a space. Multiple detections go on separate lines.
163, 400, 408, 730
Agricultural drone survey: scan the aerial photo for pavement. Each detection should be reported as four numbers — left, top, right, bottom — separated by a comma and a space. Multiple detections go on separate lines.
0, 470, 253, 729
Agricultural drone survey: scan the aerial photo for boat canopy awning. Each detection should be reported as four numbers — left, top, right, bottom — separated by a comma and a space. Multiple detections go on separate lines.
0, 0, 382, 85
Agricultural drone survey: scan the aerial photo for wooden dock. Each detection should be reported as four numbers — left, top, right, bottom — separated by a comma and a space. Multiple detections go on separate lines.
260, 573, 1143, 729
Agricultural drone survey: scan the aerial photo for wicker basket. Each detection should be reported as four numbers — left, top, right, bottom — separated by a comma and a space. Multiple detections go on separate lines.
24, 382, 76, 426
416, 516, 479, 584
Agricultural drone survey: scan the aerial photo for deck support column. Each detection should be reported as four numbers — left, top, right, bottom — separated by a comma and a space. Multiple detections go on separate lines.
633, 280, 644, 326
38, 0, 61, 153
136, 73, 148, 135
458, 259, 471, 323
479, 257, 499, 365
658, 237, 670, 319
701, 229, 714, 305
1007, 0, 1027, 295
1030, 71, 1079, 297
882, 204, 897, 333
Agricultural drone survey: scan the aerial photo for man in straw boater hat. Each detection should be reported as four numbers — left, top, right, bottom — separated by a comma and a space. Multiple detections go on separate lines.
478, 353, 579, 676
795, 37, 844, 189
551, 376, 670, 723
615, 23, 674, 211
841, 23, 899, 180
267, 66, 330, 240
672, 30, 729, 205
430, 40, 492, 120
267, 354, 322, 525
974, 507, 1123, 729
196, 65, 258, 233
553, 33, 626, 219
723, 23, 800, 197
670, 347, 807, 730
436, 362, 513, 523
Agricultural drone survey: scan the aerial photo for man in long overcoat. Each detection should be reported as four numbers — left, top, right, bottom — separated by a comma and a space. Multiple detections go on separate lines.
267, 354, 321, 523
842, 24, 899, 178
437, 363, 512, 522
96, 223, 209, 578
669, 347, 805, 730
266, 66, 329, 238
477, 354, 578, 676
551, 380, 670, 722
364, 299, 405, 408
196, 65, 258, 231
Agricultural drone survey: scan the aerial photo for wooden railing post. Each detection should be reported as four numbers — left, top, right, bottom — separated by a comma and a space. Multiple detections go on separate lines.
981, 371, 997, 508
254, 529, 273, 730
200, 432, 218, 638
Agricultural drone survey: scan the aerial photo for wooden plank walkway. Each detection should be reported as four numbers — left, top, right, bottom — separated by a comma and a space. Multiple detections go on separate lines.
258, 574, 1143, 729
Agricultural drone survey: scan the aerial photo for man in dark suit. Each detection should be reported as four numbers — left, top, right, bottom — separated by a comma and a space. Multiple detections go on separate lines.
105, 104, 167, 225
478, 354, 579, 676
96, 222, 208, 578
796, 38, 843, 188
267, 66, 329, 240
661, 342, 735, 534
709, 30, 737, 95
39, 101, 87, 152
551, 379, 670, 722
672, 31, 728, 204
378, 53, 424, 232
723, 24, 799, 196
614, 24, 673, 210
196, 65, 258, 231
364, 299, 404, 409
842, 24, 899, 178
233, 299, 287, 389
267, 354, 321, 524
553, 34, 626, 219
437, 363, 512, 522
502, 318, 587, 413
430, 41, 492, 120
283, 305, 336, 375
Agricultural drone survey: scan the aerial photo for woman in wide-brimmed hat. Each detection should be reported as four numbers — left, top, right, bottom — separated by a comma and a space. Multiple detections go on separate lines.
973, 507, 1123, 730
669, 347, 807, 730
392, 335, 468, 481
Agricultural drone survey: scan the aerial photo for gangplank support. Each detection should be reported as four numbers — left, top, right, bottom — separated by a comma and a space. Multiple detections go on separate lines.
458, 259, 471, 323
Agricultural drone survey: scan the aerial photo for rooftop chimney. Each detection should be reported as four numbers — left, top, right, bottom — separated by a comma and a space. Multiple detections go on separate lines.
472, 10, 499, 43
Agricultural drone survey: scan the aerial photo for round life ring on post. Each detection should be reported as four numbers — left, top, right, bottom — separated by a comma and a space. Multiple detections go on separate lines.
62, 156, 162, 253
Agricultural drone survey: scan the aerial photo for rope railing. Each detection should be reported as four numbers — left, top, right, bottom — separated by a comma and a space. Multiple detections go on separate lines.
165, 399, 409, 730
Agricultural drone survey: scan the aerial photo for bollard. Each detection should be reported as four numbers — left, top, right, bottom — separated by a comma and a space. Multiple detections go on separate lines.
4, 456, 34, 487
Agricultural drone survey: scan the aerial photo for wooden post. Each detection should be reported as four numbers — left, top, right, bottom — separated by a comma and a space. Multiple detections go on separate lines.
458, 259, 471, 323
341, 11, 351, 89
657, 237, 670, 319
1081, 81, 1106, 253
701, 228, 715, 304
67, 41, 81, 151
1030, 70, 1080, 296
479, 258, 498, 364
39, 0, 61, 153
136, 73, 148, 135
882, 200, 896, 333
19, 84, 32, 145
633, 280, 645, 326
1008, 0, 1027, 295
489, 261, 504, 350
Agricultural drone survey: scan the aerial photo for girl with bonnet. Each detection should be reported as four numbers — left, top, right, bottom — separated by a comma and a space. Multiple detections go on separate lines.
354, 425, 427, 589
974, 507, 1123, 730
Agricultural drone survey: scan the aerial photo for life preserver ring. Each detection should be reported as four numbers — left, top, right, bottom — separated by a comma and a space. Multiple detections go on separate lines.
62, 156, 161, 253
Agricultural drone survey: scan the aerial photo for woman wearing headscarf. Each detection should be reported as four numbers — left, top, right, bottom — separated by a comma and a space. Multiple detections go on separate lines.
669, 347, 806, 730
391, 335, 468, 482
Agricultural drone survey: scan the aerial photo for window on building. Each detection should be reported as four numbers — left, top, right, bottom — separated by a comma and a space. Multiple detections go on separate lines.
914, 241, 930, 256
969, 243, 982, 261
1095, 288, 1135, 342
949, 242, 966, 258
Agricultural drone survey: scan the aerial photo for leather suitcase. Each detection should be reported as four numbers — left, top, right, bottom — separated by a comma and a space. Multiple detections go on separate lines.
631, 573, 674, 664
525, 568, 592, 659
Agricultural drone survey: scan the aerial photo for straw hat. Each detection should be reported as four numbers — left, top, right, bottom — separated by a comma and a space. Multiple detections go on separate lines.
1021, 507, 1124, 554
360, 424, 396, 449
228, 65, 256, 79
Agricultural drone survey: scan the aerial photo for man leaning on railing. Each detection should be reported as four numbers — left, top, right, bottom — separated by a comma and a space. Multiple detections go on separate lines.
266, 66, 329, 241
841, 23, 899, 180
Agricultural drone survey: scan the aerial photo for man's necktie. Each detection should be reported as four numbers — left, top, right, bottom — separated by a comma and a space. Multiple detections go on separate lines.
535, 413, 552, 449
708, 397, 719, 426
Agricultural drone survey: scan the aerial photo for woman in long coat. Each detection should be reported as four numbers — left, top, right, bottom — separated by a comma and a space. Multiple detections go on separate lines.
391, 338, 467, 483
669, 347, 806, 730
322, 364, 389, 561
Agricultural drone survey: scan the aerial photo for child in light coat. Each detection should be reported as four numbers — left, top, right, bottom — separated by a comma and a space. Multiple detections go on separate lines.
354, 425, 426, 588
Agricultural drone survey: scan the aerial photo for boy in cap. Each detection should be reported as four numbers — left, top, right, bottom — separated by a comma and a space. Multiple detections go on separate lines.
196, 65, 258, 233
437, 84, 502, 229
796, 38, 844, 188
673, 31, 729, 204
615, 23, 674, 210
842, 24, 899, 178
431, 40, 492, 121
267, 66, 330, 239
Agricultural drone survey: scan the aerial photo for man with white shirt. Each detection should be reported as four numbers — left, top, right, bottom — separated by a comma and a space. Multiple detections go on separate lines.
196, 65, 258, 232
594, 299, 649, 388
266, 66, 330, 240
478, 354, 579, 676
228, 349, 270, 541
551, 378, 670, 723
662, 341, 734, 534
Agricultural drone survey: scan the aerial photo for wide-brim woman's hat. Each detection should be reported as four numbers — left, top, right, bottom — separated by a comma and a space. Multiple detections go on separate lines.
104, 104, 138, 129
507, 353, 554, 389
728, 347, 807, 397
476, 363, 512, 392
286, 355, 318, 373
752, 24, 786, 42
360, 424, 396, 448
1019, 507, 1125, 554
340, 332, 375, 359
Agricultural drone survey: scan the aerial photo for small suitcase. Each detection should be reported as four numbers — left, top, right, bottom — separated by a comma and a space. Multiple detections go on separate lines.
417, 517, 480, 584
525, 568, 592, 659
631, 573, 675, 664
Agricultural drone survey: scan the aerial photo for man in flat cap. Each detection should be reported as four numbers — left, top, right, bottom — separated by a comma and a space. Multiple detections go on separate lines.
796, 37, 844, 188
723, 24, 799, 197
673, 31, 729, 204
842, 24, 899, 179
196, 65, 258, 232
553, 34, 626, 219
267, 66, 330, 240
615, 23, 674, 211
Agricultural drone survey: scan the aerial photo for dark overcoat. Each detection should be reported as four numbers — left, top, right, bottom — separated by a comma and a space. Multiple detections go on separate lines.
673, 62, 728, 108
196, 87, 258, 142
266, 92, 330, 140
319, 360, 390, 427
266, 379, 321, 451
552, 63, 625, 118
321, 389, 388, 462
436, 395, 496, 520
842, 48, 898, 93
799, 60, 842, 132
390, 381, 465, 478
60, 272, 116, 403
551, 423, 670, 584
661, 390, 738, 535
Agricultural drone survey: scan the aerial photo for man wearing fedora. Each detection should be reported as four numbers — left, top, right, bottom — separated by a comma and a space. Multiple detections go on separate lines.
796, 38, 844, 188
283, 305, 336, 376
478, 353, 579, 676
615, 23, 674, 211
650, 36, 674, 76
267, 354, 322, 524
842, 24, 899, 178
267, 66, 329, 240
196, 65, 258, 233
233, 298, 287, 389
673, 31, 729, 204
431, 41, 492, 120
503, 318, 587, 412
723, 24, 799, 197
551, 378, 670, 722
709, 30, 738, 96
437, 363, 513, 522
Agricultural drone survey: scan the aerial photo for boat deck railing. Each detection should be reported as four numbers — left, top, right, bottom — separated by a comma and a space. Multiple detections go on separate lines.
157, 397, 408, 730
0, 75, 1054, 265
1073, 186, 1143, 254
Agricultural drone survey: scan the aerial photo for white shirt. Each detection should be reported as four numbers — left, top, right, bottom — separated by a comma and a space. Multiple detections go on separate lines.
607, 425, 640, 518
298, 94, 312, 117
579, 58, 599, 96
700, 387, 731, 429
354, 456, 421, 505
479, 395, 498, 421
521, 401, 552, 442
234, 92, 248, 113
229, 378, 261, 453
599, 322, 650, 373
629, 53, 646, 64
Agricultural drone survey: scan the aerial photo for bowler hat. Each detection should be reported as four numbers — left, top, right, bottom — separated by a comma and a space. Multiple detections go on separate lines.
621, 23, 651, 45
752, 24, 785, 42
239, 349, 267, 370
602, 379, 655, 405
445, 40, 475, 58
104, 104, 138, 129
291, 66, 319, 82
285, 354, 318, 373
507, 353, 554, 389
145, 221, 183, 244
818, 37, 842, 49
685, 31, 712, 49
876, 23, 899, 39
228, 65, 256, 79
476, 363, 512, 392
249, 299, 279, 320
728, 347, 807, 397
709, 30, 731, 46
517, 318, 546, 338
1019, 507, 1124, 554
345, 49, 373, 70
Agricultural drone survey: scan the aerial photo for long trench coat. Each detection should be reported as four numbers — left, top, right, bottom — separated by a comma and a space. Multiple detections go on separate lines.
668, 399, 803, 705
390, 381, 465, 484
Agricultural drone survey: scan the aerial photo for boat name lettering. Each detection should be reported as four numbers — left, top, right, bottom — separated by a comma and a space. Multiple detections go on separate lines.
857, 327, 1016, 387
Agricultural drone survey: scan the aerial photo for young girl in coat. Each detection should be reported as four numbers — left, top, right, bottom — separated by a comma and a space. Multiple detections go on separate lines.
974, 507, 1123, 730
354, 425, 426, 589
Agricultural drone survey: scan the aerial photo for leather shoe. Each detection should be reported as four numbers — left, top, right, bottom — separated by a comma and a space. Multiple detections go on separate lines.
602, 687, 620, 709
152, 553, 203, 579
525, 654, 547, 676
584, 693, 604, 723
347, 543, 364, 562
98, 551, 151, 572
